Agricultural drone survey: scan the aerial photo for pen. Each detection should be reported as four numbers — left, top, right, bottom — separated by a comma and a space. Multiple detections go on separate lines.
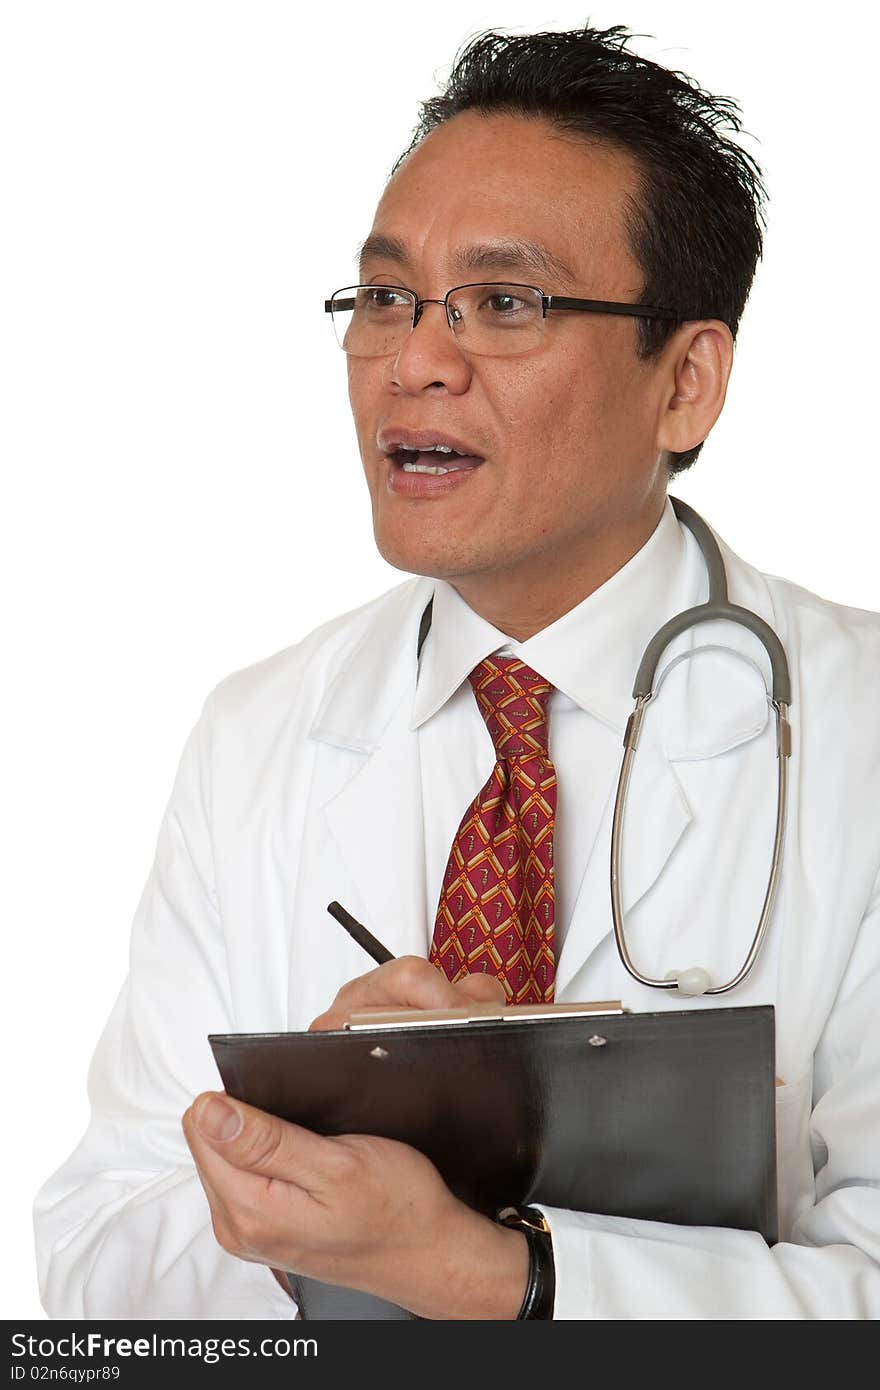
327, 900, 396, 966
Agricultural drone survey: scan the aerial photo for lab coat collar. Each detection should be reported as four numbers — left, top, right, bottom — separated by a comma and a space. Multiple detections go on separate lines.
308, 501, 688, 754
309, 496, 774, 761
412, 497, 693, 736
308, 575, 435, 753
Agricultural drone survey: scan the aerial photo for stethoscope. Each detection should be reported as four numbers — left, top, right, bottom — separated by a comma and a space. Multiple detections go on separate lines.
416, 496, 792, 999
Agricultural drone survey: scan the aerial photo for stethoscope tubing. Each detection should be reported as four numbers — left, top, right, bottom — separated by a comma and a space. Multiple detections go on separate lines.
414, 496, 793, 998
610, 497, 792, 995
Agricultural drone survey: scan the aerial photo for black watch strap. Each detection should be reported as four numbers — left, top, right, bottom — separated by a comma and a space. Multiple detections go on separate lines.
497, 1205, 555, 1320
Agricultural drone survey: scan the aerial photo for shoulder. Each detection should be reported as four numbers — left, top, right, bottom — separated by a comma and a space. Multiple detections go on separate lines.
720, 532, 880, 674
718, 535, 880, 788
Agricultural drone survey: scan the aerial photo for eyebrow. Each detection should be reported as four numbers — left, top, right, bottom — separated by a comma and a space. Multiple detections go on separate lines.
355, 232, 577, 287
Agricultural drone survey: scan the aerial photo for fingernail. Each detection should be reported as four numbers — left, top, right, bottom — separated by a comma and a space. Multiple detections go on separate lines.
195, 1095, 243, 1141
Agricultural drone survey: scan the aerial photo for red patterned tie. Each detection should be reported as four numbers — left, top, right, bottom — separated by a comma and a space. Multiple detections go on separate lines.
429, 656, 557, 1004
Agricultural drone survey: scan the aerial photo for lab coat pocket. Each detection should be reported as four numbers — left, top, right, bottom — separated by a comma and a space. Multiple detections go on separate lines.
775, 1071, 816, 1243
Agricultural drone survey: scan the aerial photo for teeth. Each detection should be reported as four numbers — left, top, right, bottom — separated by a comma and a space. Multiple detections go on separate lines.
394, 443, 461, 454
402, 462, 449, 474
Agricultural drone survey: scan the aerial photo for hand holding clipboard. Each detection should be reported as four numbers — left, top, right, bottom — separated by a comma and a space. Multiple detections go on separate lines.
210, 901, 778, 1242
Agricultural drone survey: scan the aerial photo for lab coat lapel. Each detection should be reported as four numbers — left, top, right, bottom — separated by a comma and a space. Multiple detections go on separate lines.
554, 713, 692, 996
321, 707, 427, 960
305, 580, 434, 978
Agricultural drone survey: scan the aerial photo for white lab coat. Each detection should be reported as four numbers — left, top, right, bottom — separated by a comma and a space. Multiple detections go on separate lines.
33, 513, 880, 1319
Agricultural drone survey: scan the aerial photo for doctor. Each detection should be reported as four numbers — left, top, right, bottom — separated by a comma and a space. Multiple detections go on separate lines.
35, 25, 880, 1319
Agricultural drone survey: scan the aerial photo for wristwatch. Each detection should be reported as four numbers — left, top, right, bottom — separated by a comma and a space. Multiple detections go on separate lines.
496, 1205, 556, 1319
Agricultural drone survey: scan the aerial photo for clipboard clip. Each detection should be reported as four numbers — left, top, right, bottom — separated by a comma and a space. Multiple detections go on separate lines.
345, 1000, 625, 1031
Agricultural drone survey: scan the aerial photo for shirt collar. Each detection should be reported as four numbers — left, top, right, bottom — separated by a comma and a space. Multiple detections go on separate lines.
411, 496, 696, 734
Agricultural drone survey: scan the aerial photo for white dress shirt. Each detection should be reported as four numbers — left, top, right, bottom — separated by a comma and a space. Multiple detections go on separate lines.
414, 499, 696, 955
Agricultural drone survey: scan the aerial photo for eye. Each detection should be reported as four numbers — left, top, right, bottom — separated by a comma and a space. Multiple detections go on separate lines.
485, 291, 527, 314
471, 287, 541, 323
364, 287, 411, 309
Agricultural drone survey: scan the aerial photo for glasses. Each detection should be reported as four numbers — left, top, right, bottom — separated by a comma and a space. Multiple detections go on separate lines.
324, 282, 680, 358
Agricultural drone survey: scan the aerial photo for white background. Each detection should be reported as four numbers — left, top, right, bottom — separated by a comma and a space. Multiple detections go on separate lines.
2, 0, 877, 1318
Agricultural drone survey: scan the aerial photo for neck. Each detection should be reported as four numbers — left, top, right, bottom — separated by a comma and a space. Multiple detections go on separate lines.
448, 499, 666, 641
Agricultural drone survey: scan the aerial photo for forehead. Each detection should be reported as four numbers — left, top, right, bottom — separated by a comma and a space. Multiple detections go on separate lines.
363, 111, 640, 287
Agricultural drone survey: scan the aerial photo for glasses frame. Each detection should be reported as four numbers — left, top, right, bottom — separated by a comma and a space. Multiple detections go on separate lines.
324, 281, 681, 355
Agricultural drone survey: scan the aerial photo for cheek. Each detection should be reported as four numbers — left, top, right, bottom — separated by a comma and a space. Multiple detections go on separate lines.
346, 362, 384, 455
501, 341, 649, 470
484, 350, 651, 531
492, 356, 607, 476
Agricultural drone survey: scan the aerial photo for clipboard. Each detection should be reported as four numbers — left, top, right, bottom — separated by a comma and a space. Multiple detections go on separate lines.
209, 1001, 777, 1243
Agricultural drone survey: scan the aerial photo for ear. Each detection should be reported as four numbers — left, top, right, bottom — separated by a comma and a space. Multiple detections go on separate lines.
655, 321, 735, 457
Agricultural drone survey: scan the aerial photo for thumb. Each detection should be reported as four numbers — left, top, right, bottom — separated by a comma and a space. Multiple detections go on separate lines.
455, 971, 507, 1006
189, 1092, 329, 1182
191, 1093, 244, 1142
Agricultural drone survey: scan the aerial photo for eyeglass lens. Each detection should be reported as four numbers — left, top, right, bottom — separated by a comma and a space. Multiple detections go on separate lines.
329, 284, 546, 358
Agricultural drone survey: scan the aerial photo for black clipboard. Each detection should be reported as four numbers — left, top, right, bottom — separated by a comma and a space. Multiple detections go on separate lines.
210, 1002, 777, 1243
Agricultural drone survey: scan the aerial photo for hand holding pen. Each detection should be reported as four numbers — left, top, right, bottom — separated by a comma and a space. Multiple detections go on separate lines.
311, 901, 506, 1031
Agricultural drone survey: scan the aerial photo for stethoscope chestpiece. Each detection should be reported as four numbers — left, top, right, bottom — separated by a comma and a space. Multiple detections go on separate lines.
664, 968, 713, 998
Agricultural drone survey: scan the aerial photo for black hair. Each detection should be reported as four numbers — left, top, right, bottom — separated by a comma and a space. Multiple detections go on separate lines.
391, 24, 767, 475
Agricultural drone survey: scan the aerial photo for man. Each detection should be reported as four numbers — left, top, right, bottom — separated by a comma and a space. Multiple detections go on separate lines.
34, 25, 880, 1319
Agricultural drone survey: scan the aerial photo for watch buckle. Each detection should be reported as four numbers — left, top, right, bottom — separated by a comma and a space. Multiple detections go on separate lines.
496, 1204, 551, 1236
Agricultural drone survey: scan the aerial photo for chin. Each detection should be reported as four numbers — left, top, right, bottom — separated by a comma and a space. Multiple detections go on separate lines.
376, 544, 452, 581
373, 529, 476, 582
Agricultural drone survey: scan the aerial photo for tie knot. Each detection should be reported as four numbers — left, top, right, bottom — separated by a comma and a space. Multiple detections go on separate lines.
469, 656, 554, 761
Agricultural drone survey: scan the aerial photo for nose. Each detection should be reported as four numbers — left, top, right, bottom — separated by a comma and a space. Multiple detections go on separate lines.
391, 300, 473, 396
412, 296, 446, 327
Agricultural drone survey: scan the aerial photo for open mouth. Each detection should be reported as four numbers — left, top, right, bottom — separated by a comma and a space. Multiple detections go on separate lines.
389, 446, 484, 475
